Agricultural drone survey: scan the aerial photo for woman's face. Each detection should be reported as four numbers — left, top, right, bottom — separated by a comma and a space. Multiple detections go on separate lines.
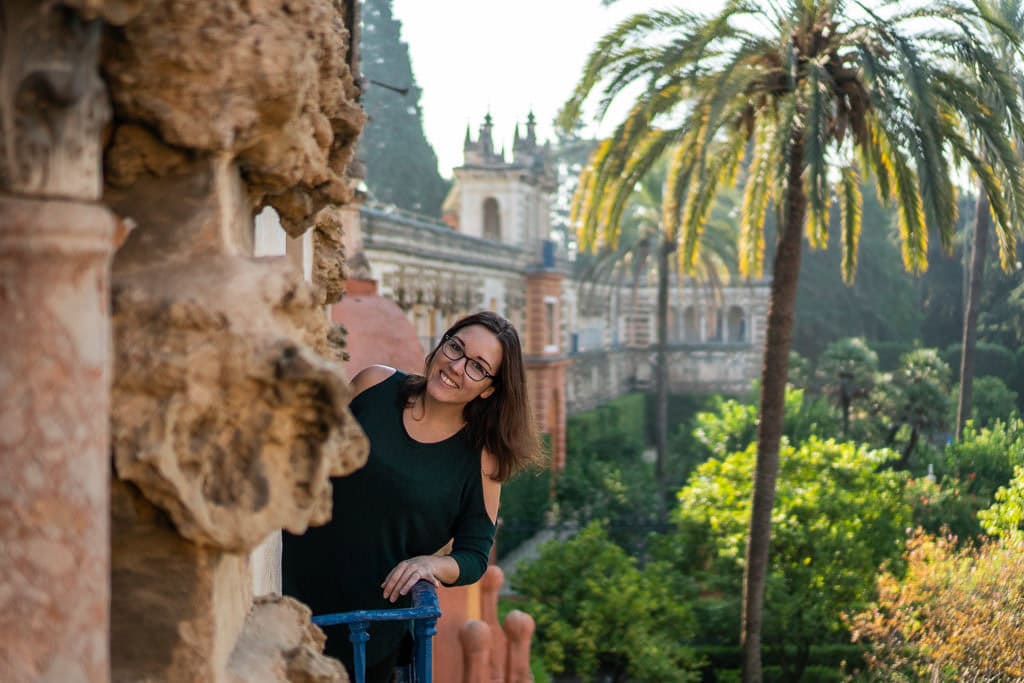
425, 324, 503, 405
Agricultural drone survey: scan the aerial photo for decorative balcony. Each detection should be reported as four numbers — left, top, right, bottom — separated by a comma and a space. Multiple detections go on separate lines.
312, 580, 441, 683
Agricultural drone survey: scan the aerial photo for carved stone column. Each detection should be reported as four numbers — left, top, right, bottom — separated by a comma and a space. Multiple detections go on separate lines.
0, 3, 115, 682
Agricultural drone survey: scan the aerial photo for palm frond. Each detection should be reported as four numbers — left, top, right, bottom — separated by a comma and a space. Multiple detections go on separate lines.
839, 164, 864, 283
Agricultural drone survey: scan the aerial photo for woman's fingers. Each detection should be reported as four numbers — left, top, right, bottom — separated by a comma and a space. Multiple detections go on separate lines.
381, 557, 438, 602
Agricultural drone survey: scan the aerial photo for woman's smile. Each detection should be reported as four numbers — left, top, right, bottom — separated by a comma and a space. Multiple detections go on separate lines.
438, 368, 460, 389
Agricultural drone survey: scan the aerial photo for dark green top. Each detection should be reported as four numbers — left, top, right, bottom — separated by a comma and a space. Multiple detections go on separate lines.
282, 369, 496, 667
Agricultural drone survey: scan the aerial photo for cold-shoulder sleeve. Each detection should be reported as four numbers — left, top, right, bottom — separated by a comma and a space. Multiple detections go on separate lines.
446, 468, 496, 586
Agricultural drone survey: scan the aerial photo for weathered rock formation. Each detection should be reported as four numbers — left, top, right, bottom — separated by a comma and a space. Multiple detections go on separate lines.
101, 0, 368, 677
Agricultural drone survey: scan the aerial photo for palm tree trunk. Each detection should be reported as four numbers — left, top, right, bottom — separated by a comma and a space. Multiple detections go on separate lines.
955, 191, 990, 440
741, 134, 806, 683
655, 238, 672, 517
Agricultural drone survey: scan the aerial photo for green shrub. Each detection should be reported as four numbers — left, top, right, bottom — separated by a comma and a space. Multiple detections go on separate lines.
903, 475, 980, 540
567, 392, 646, 461
965, 375, 1019, 429
978, 465, 1024, 540
941, 341, 1017, 383
938, 418, 1024, 500
513, 522, 703, 682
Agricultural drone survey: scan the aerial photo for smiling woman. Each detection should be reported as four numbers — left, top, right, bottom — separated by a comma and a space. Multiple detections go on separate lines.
282, 311, 542, 683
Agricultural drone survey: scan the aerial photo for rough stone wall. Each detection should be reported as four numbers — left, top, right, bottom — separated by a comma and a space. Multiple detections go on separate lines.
95, 1, 367, 681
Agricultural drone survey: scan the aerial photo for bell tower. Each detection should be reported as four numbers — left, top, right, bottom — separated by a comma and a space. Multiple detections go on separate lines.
445, 112, 556, 252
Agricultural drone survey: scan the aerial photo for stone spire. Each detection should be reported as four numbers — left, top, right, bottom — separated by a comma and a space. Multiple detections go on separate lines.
525, 110, 538, 147
479, 112, 495, 158
462, 113, 505, 166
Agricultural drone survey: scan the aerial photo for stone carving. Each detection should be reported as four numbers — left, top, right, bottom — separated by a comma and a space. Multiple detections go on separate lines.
99, 0, 366, 678
0, 1, 110, 200
111, 253, 367, 551
107, 148, 365, 680
227, 596, 348, 683
102, 0, 365, 234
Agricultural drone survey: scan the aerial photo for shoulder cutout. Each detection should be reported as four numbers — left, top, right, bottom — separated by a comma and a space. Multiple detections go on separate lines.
349, 364, 397, 398
481, 449, 501, 525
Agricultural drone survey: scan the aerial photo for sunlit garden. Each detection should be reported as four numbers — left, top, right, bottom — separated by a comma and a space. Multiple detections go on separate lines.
484, 0, 1024, 680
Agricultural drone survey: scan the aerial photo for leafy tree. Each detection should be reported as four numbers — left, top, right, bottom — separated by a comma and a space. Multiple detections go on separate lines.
513, 522, 702, 683
667, 437, 910, 681
786, 350, 814, 390
870, 349, 953, 468
686, 386, 837, 466
851, 532, 1024, 682
560, 3, 1022, 676
816, 338, 878, 437
359, 0, 448, 216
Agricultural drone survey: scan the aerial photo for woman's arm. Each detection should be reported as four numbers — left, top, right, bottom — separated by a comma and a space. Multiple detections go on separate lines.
380, 450, 502, 601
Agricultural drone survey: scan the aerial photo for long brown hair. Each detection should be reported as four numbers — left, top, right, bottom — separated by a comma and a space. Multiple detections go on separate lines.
399, 311, 543, 482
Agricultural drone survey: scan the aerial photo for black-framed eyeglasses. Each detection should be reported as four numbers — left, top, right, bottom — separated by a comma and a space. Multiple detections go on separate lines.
439, 336, 495, 382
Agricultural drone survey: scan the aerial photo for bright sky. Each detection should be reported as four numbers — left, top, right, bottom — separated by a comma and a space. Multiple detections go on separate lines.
390, 0, 690, 178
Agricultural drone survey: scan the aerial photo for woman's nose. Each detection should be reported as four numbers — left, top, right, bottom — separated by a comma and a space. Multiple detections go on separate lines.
447, 355, 468, 375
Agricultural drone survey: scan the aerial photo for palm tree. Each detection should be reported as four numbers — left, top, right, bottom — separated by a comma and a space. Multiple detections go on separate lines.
562, 2, 1022, 679
956, 0, 1024, 440
575, 162, 736, 513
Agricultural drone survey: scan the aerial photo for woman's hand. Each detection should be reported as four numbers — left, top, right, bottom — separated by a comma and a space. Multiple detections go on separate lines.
381, 555, 444, 603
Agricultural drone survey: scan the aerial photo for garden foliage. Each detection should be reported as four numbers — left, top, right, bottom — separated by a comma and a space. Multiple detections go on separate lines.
513, 522, 702, 683
851, 532, 1024, 681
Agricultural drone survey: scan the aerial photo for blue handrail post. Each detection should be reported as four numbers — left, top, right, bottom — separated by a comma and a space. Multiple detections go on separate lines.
348, 621, 370, 683
411, 582, 440, 682
311, 580, 442, 683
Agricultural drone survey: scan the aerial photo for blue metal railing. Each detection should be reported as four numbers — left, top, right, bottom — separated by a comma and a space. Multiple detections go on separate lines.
312, 580, 441, 683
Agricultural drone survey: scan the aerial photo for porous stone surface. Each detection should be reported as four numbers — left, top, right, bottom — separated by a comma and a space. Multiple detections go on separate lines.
227, 596, 349, 683
107, 160, 365, 680
111, 478, 252, 683
312, 206, 348, 306
108, 153, 367, 552
102, 0, 365, 234
95, 1, 366, 680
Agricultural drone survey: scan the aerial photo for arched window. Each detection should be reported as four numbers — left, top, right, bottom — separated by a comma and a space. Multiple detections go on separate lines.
483, 197, 501, 240
728, 306, 747, 343
683, 306, 699, 343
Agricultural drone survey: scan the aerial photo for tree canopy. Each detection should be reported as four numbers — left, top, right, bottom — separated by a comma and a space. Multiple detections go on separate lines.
359, 0, 448, 216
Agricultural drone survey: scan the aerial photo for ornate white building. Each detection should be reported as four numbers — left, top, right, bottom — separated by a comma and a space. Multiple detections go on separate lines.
342, 114, 771, 467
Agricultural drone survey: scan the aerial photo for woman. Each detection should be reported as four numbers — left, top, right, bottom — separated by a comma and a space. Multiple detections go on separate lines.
283, 311, 541, 682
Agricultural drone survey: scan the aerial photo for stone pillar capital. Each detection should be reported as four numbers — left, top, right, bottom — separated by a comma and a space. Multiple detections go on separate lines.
0, 1, 110, 201
0, 194, 119, 257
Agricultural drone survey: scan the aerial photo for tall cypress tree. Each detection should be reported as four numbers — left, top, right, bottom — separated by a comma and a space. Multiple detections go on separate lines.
360, 0, 448, 217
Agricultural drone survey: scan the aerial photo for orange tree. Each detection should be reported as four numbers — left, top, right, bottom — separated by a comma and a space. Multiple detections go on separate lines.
561, 2, 1024, 679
